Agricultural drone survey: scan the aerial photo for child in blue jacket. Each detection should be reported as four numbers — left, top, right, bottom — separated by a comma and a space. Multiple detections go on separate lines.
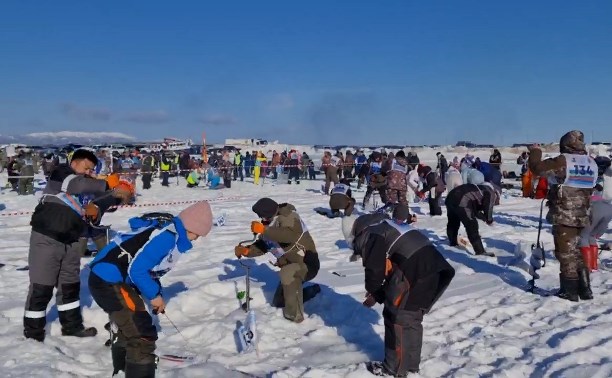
88, 201, 213, 377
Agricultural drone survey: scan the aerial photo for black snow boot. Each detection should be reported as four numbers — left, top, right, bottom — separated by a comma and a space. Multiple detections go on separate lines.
124, 361, 156, 378
62, 326, 97, 338
556, 274, 579, 302
111, 344, 127, 376
577, 268, 593, 300
366, 361, 415, 377
303, 284, 321, 303
472, 239, 494, 257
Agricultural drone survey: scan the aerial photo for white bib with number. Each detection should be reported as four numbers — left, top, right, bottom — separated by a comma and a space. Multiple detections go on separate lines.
331, 183, 349, 195
563, 154, 597, 189
391, 159, 407, 174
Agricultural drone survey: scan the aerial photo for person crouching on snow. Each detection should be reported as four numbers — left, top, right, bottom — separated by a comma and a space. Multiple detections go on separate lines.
353, 204, 455, 376
234, 198, 321, 323
329, 179, 356, 217
88, 201, 213, 377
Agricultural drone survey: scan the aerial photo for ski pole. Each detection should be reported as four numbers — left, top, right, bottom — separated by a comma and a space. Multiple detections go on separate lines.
162, 313, 191, 345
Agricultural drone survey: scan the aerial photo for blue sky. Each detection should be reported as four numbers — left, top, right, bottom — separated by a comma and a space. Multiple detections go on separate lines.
1, 1, 611, 145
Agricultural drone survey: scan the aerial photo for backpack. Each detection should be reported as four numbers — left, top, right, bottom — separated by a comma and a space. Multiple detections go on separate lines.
129, 212, 175, 231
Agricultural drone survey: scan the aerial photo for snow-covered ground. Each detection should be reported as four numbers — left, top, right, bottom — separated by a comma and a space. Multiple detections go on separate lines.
0, 171, 610, 377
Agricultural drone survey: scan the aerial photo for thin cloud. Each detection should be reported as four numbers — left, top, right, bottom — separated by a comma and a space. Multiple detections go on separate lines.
124, 110, 170, 124
267, 93, 295, 111
198, 114, 238, 126
60, 102, 112, 121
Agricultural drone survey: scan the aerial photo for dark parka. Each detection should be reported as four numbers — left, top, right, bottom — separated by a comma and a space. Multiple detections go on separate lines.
354, 220, 455, 314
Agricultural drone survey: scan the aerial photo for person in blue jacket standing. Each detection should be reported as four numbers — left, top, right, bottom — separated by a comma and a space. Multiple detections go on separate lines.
88, 201, 213, 377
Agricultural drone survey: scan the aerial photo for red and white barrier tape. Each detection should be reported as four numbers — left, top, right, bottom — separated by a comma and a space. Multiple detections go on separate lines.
0, 194, 246, 218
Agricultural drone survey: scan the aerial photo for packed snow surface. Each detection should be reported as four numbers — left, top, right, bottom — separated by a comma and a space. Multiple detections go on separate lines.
0, 171, 610, 377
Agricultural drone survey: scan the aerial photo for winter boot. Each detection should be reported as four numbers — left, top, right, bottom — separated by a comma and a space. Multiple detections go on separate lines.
124, 361, 156, 378
580, 246, 595, 272
590, 245, 599, 271
287, 180, 292, 184
303, 284, 321, 303
62, 326, 97, 338
556, 274, 579, 302
472, 238, 494, 257
577, 268, 593, 300
366, 361, 416, 377
111, 344, 127, 376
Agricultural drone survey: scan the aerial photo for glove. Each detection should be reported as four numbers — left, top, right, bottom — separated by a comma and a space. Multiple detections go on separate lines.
363, 293, 376, 308
418, 191, 426, 199
234, 245, 249, 259
84, 203, 99, 220
251, 221, 265, 234
106, 173, 120, 189
486, 220, 494, 226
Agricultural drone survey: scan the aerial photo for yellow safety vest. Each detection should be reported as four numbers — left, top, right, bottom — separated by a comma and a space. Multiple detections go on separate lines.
187, 172, 198, 185
160, 160, 170, 171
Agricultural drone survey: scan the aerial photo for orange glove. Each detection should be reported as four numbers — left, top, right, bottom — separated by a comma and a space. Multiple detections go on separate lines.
251, 221, 265, 234
106, 173, 120, 189
234, 245, 249, 259
84, 203, 99, 220
418, 192, 426, 199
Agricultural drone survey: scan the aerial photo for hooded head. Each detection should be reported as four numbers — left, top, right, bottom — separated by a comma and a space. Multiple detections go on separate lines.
417, 164, 428, 176
392, 204, 411, 223
252, 197, 279, 221
178, 201, 213, 239
395, 150, 406, 159
560, 130, 586, 155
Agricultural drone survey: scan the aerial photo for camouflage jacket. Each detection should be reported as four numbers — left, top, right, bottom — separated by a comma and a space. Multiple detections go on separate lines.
384, 157, 408, 191
529, 148, 592, 227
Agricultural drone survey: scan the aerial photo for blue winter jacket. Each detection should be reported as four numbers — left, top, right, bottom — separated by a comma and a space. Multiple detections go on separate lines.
477, 162, 502, 187
89, 216, 193, 300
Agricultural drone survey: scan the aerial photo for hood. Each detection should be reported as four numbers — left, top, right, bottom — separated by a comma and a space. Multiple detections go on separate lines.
394, 156, 407, 166
560, 130, 586, 154
172, 217, 195, 253
278, 203, 296, 216
417, 164, 431, 176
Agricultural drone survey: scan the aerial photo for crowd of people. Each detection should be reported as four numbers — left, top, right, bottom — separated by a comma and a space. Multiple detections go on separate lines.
1, 130, 610, 377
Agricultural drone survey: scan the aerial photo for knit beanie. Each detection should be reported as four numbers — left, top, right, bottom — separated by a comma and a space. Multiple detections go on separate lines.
178, 201, 213, 236
252, 197, 279, 219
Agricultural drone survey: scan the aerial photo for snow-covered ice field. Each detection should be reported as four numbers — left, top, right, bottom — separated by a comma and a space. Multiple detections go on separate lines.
0, 170, 610, 377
